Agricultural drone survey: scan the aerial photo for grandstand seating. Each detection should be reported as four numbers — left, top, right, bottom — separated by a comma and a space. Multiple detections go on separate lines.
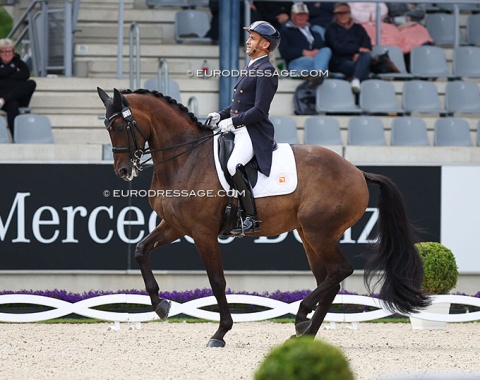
316, 79, 362, 114
371, 45, 413, 80
434, 118, 473, 146
347, 117, 387, 146
303, 116, 343, 146
445, 81, 480, 114
13, 114, 54, 144
0, 117, 10, 143
391, 117, 430, 146
359, 80, 405, 115
410, 46, 458, 80
453, 46, 480, 78
269, 116, 299, 144
425, 13, 456, 46
402, 80, 448, 116
174, 10, 211, 44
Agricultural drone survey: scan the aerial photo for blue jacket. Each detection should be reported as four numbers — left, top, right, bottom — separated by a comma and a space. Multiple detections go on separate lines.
279, 21, 327, 65
324, 22, 372, 70
219, 55, 278, 177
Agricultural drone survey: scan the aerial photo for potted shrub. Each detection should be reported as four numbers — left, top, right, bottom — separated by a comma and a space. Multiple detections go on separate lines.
410, 242, 459, 330
254, 337, 354, 380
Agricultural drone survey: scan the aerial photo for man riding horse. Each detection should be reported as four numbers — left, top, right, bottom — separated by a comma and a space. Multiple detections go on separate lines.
207, 21, 281, 236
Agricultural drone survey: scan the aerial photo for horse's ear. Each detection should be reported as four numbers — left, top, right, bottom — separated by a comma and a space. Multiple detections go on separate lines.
113, 88, 123, 110
97, 87, 111, 105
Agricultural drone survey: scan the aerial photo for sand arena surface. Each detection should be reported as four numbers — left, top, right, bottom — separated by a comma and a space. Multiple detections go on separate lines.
0, 322, 479, 380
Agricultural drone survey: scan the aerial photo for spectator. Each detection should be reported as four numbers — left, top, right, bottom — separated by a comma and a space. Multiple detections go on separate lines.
349, 2, 432, 61
0, 38, 36, 136
324, 2, 372, 93
253, 1, 293, 31
305, 2, 336, 39
279, 2, 331, 87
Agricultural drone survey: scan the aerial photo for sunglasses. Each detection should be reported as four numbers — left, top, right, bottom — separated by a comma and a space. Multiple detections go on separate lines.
0, 50, 14, 54
334, 11, 351, 15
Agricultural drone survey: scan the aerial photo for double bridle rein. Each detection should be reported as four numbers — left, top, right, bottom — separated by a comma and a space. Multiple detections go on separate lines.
105, 106, 219, 171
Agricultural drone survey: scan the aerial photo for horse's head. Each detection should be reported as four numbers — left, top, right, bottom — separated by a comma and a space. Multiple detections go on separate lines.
97, 87, 148, 181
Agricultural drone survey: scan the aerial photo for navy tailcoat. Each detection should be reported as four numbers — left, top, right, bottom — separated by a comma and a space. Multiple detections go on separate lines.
219, 55, 278, 177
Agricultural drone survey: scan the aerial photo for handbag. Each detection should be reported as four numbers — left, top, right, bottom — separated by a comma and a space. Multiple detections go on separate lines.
370, 51, 400, 74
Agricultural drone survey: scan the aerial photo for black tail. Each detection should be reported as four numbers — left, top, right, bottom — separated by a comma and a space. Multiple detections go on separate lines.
363, 172, 431, 314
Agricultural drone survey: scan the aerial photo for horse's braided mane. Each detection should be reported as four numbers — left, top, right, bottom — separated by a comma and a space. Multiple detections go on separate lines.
121, 89, 210, 131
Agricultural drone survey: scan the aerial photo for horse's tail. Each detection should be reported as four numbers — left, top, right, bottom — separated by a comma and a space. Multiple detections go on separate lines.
363, 171, 431, 314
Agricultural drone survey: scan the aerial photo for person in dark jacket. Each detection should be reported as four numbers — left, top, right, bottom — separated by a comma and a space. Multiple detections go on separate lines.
206, 21, 280, 235
324, 2, 372, 93
305, 1, 336, 38
0, 38, 36, 135
279, 2, 331, 87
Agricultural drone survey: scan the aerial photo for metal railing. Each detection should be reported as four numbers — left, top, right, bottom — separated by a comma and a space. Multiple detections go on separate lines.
129, 22, 141, 90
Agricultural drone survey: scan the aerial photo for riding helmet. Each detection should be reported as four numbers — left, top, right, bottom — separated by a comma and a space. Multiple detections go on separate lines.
243, 21, 281, 52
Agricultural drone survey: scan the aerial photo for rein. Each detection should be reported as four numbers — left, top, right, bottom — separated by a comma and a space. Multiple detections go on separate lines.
106, 107, 219, 170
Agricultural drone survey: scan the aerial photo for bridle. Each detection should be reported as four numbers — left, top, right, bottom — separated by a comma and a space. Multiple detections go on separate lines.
105, 106, 220, 171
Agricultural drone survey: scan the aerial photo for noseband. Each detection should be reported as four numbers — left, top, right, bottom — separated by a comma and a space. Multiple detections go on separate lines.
104, 106, 148, 171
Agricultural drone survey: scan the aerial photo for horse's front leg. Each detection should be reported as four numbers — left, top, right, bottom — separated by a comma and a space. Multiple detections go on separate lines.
135, 219, 183, 320
192, 233, 233, 348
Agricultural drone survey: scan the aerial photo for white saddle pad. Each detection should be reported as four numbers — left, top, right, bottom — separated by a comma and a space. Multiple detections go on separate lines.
213, 134, 298, 198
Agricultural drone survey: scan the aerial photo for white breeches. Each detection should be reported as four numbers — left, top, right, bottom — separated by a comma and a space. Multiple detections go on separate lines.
227, 127, 254, 176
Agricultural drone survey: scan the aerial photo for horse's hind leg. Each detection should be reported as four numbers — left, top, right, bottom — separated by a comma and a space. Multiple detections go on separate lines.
295, 231, 353, 337
134, 220, 183, 319
192, 233, 233, 348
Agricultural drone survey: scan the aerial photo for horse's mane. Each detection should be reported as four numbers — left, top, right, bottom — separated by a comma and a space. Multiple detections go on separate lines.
121, 89, 210, 131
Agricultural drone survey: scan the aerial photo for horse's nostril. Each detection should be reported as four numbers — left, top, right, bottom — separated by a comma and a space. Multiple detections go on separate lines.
118, 168, 128, 178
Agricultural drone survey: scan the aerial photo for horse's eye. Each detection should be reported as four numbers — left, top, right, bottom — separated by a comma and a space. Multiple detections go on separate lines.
115, 124, 125, 132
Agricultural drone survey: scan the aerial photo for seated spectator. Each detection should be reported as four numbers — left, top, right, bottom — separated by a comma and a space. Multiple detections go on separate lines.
253, 1, 293, 31
349, 2, 432, 58
324, 2, 372, 93
0, 38, 36, 136
304, 2, 336, 39
279, 2, 331, 87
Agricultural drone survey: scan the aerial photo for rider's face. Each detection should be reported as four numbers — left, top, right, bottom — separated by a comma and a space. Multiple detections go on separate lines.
245, 31, 268, 58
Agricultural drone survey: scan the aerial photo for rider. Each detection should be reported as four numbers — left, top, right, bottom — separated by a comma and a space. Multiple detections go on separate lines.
207, 21, 280, 235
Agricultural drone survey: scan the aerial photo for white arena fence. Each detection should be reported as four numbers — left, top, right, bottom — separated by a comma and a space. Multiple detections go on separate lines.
0, 294, 479, 324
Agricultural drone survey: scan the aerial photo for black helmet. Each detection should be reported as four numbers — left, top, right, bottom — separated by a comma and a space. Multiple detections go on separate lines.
243, 21, 281, 52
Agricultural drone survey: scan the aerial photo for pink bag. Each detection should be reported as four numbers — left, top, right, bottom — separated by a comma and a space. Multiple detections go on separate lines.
399, 23, 433, 52
362, 22, 409, 53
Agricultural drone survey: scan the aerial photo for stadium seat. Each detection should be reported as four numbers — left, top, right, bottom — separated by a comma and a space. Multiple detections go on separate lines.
143, 78, 182, 102
270, 116, 299, 144
391, 117, 430, 146
0, 116, 11, 143
14, 114, 54, 144
359, 79, 405, 115
434, 118, 473, 146
303, 116, 343, 145
478, 120, 480, 146
371, 45, 413, 80
453, 47, 480, 78
410, 46, 457, 80
402, 80, 448, 116
445, 81, 480, 115
174, 10, 211, 44
466, 14, 480, 46
347, 116, 387, 146
425, 13, 456, 46
315, 79, 362, 114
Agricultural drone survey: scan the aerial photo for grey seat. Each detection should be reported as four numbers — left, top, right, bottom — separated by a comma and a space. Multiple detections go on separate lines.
434, 118, 473, 146
315, 79, 362, 114
467, 14, 480, 46
347, 116, 387, 146
270, 116, 299, 144
453, 47, 480, 78
445, 81, 480, 115
478, 120, 480, 146
303, 116, 343, 145
425, 13, 455, 46
143, 78, 182, 103
359, 79, 405, 115
13, 114, 54, 144
371, 45, 413, 80
0, 116, 11, 143
174, 10, 212, 44
391, 117, 430, 146
402, 80, 447, 115
410, 46, 457, 80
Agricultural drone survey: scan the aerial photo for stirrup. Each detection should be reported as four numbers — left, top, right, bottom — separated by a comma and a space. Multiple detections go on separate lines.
231, 216, 260, 236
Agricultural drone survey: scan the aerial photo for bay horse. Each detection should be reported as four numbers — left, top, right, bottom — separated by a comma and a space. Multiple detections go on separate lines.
97, 88, 429, 347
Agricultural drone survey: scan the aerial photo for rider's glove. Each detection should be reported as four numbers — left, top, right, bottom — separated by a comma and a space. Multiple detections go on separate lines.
206, 112, 221, 128
218, 117, 235, 132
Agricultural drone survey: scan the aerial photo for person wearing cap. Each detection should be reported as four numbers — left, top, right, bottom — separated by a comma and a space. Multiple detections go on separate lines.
206, 21, 280, 235
0, 38, 36, 136
324, 2, 372, 93
279, 2, 331, 88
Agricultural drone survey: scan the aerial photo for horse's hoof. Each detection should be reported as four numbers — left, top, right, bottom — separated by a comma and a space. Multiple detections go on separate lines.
155, 299, 171, 320
206, 339, 226, 348
295, 320, 312, 337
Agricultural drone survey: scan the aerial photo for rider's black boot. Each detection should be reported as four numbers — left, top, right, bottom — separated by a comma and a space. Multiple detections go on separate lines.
230, 164, 260, 235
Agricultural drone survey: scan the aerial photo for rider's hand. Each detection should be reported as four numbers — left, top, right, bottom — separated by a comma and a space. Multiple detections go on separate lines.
206, 112, 221, 128
218, 117, 235, 132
